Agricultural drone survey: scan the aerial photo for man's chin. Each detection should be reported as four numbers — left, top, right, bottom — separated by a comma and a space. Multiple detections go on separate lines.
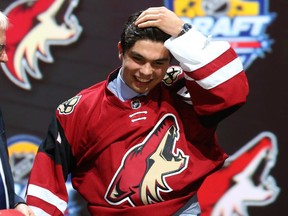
133, 86, 150, 95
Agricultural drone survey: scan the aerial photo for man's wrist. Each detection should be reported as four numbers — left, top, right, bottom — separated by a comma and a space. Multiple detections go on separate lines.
178, 23, 192, 37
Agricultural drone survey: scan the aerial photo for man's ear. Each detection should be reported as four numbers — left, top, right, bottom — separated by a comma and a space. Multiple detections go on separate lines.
118, 42, 123, 61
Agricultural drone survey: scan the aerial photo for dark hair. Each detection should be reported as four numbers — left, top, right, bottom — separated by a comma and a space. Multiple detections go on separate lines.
120, 11, 171, 54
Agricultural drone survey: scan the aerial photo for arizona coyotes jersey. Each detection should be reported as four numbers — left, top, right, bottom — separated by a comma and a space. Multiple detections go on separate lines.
26, 28, 249, 216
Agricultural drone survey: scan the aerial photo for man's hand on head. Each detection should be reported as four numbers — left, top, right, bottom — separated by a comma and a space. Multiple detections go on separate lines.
134, 6, 184, 37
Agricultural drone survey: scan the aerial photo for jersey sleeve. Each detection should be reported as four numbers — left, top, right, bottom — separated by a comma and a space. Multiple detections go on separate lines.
165, 27, 249, 125
26, 115, 74, 216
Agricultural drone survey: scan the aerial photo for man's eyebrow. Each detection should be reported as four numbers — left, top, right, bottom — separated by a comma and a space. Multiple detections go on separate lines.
130, 51, 170, 62
130, 51, 144, 59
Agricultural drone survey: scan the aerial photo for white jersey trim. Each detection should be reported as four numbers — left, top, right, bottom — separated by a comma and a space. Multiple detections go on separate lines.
165, 28, 231, 72
26, 184, 67, 214
185, 57, 243, 89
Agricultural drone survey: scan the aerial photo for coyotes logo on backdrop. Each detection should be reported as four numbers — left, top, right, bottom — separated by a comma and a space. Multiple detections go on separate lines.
105, 114, 189, 206
198, 132, 280, 216
2, 0, 82, 90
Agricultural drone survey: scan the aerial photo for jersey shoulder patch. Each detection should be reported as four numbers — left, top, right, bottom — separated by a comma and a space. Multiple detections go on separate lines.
57, 95, 82, 115
162, 66, 183, 86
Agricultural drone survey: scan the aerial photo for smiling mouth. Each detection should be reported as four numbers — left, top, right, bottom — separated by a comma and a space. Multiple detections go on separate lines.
135, 77, 151, 83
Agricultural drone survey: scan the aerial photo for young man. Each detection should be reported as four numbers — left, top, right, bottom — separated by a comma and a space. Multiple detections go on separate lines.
26, 7, 249, 215
0, 11, 34, 216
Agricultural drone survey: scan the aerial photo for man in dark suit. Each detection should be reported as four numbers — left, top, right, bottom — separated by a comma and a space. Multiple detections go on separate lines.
0, 11, 34, 216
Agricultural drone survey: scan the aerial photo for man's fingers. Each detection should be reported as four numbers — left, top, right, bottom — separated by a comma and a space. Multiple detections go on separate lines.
135, 7, 166, 24
134, 6, 183, 37
135, 12, 159, 26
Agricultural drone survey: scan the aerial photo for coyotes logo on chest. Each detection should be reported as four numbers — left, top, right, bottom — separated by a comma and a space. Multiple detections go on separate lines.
105, 114, 189, 207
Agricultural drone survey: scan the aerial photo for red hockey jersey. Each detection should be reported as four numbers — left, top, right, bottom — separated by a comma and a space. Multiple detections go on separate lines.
26, 27, 249, 215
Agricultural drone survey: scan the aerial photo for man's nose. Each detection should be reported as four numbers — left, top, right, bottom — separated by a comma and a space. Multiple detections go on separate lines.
140, 63, 153, 75
0, 51, 8, 63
